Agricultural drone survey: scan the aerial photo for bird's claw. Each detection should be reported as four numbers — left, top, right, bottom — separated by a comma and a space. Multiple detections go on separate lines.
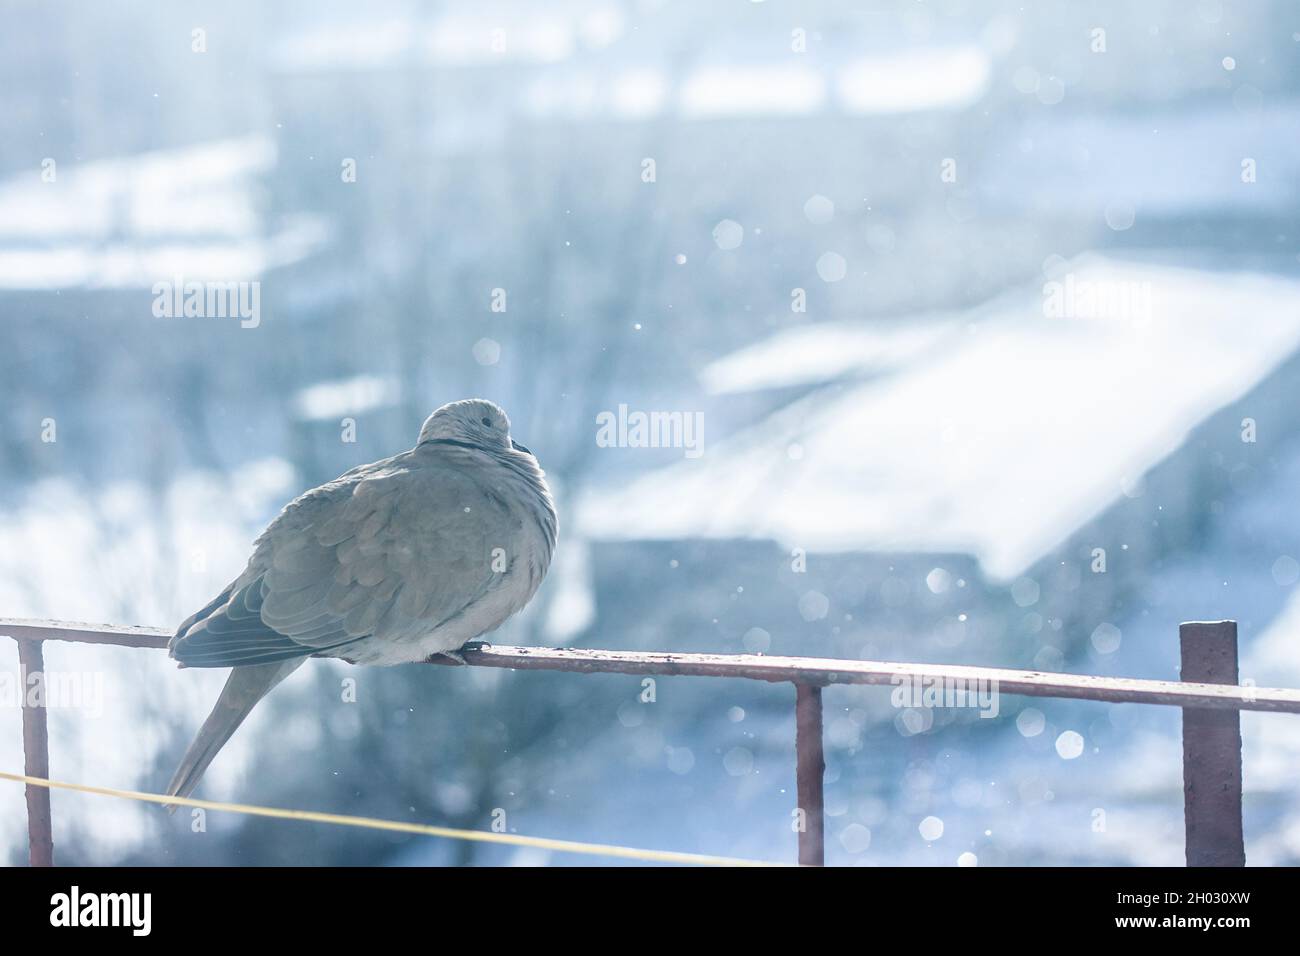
437, 641, 490, 666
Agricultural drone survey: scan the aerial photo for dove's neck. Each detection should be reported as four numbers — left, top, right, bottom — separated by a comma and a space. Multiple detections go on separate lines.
420, 438, 486, 453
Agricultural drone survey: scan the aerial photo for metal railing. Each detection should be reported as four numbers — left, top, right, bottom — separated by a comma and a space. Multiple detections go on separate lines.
5, 616, 1300, 866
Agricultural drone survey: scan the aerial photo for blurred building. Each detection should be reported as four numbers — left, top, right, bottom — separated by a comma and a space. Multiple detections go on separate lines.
0, 138, 330, 485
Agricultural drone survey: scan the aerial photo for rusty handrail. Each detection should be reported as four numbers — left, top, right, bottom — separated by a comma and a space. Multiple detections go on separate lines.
4, 617, 1300, 712
4, 616, 1297, 867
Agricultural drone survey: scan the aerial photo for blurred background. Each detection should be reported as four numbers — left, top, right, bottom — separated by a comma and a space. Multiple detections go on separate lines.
2, 0, 1300, 865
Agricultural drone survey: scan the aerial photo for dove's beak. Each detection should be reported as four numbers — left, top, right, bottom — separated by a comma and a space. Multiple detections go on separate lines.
511, 439, 532, 455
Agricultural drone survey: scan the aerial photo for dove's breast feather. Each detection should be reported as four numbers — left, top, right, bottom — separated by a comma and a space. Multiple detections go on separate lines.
170, 447, 554, 668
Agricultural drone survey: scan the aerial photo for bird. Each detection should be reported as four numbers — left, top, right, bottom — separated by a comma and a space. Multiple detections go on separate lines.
164, 398, 557, 804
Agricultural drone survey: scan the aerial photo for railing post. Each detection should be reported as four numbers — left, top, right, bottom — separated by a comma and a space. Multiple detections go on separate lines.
16, 637, 54, 866
795, 682, 825, 866
1180, 620, 1244, 866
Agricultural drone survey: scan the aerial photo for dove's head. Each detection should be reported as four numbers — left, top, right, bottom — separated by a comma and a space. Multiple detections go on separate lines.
418, 399, 530, 455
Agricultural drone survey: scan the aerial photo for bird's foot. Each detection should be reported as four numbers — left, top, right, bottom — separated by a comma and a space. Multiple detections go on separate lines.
436, 641, 490, 666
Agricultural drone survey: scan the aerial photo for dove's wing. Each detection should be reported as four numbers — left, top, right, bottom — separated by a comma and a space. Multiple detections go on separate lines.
170, 454, 515, 668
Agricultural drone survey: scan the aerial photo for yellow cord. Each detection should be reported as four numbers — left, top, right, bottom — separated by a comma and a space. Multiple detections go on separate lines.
0, 771, 785, 867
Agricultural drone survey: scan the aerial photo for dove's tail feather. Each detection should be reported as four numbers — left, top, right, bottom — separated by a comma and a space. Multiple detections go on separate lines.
164, 659, 303, 810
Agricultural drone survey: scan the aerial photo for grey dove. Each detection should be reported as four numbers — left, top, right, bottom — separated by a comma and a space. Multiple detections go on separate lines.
164, 399, 557, 803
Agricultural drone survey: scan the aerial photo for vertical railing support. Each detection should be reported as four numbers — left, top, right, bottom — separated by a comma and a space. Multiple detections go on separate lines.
16, 637, 54, 866
1180, 620, 1245, 866
795, 682, 825, 866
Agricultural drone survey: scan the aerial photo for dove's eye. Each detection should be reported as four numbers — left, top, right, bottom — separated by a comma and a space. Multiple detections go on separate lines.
481, 417, 493, 427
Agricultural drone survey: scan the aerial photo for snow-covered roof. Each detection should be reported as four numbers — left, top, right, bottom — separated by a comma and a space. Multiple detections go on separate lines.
0, 137, 328, 289
274, 8, 992, 121
292, 375, 402, 422
520, 46, 991, 121
579, 256, 1300, 579
701, 317, 962, 395
274, 15, 586, 72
